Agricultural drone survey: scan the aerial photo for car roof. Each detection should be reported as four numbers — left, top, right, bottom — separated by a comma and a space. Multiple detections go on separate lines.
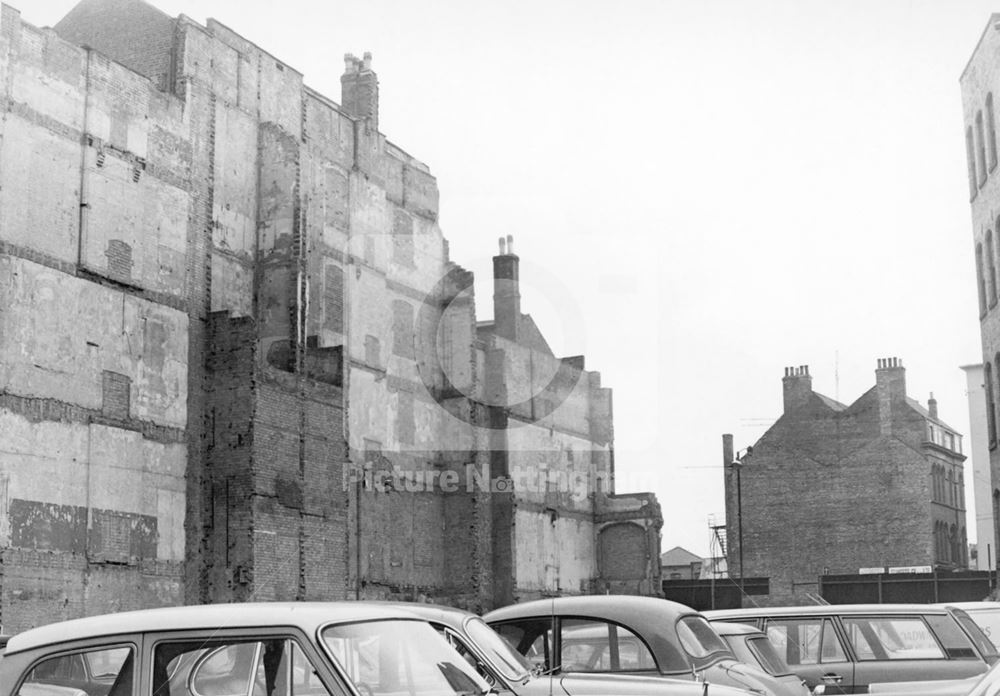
711, 622, 763, 637
940, 602, 1000, 611
706, 604, 959, 619
5, 602, 425, 655
485, 595, 699, 625
368, 602, 478, 630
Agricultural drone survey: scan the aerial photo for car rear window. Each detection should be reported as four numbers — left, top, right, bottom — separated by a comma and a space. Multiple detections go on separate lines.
676, 617, 729, 659
953, 610, 1000, 661
927, 614, 988, 660
747, 636, 794, 677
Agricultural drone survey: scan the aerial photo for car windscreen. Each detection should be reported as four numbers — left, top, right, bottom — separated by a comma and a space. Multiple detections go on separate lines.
464, 618, 532, 682
322, 619, 491, 696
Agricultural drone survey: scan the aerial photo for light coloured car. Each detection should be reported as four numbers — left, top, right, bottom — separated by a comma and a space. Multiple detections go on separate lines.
395, 602, 758, 696
485, 595, 794, 696
0, 602, 495, 696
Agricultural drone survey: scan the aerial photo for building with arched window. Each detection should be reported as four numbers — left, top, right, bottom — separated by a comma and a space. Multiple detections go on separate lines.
961, 15, 1000, 580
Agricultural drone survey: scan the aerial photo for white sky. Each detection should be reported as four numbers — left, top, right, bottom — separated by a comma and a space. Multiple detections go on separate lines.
23, 0, 999, 558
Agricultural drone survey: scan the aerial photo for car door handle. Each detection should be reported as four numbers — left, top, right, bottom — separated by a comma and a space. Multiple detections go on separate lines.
821, 674, 843, 684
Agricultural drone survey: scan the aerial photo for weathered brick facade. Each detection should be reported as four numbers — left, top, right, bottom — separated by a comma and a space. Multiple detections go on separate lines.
0, 0, 661, 630
961, 15, 1000, 579
725, 360, 968, 606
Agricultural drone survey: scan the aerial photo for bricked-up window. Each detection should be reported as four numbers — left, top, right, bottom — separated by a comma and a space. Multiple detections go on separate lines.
991, 362, 999, 448
978, 111, 988, 187
392, 300, 414, 359
393, 208, 414, 267
102, 370, 131, 420
323, 265, 344, 333
989, 94, 998, 171
968, 126, 980, 198
397, 391, 415, 446
365, 334, 381, 369
978, 243, 988, 316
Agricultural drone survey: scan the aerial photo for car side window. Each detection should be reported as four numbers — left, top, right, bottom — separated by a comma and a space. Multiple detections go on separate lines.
17, 645, 134, 696
842, 617, 945, 661
765, 618, 845, 665
154, 639, 332, 696
559, 619, 657, 672
493, 620, 553, 672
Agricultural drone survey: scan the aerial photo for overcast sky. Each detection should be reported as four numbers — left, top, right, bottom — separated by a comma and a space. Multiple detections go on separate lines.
24, 0, 999, 558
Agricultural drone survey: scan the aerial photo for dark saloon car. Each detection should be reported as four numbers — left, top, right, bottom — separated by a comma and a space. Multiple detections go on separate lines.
485, 595, 807, 696
395, 602, 756, 696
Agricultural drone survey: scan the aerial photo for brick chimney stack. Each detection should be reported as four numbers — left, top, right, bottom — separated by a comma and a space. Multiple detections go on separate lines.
493, 235, 520, 341
928, 392, 938, 420
722, 433, 734, 467
876, 357, 906, 435
782, 365, 812, 413
341, 52, 378, 132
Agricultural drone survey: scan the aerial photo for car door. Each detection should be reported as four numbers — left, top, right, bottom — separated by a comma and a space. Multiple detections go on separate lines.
763, 617, 855, 693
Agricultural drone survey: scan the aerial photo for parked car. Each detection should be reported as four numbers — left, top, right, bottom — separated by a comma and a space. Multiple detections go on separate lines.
0, 602, 495, 696
940, 603, 1000, 650
484, 595, 806, 696
395, 602, 757, 696
712, 622, 810, 696
705, 604, 999, 694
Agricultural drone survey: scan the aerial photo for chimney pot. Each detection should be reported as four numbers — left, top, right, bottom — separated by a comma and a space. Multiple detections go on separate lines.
723, 434, 734, 469
782, 362, 813, 413
341, 50, 379, 129
875, 356, 907, 435
499, 237, 506, 255
507, 235, 514, 255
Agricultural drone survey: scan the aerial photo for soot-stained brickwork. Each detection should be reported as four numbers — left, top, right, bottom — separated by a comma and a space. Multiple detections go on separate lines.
961, 16, 1000, 579
725, 360, 968, 606
0, 0, 662, 629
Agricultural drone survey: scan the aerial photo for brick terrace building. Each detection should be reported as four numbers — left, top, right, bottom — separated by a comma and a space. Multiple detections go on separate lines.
0, 0, 661, 631
724, 360, 967, 606
961, 15, 1000, 580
